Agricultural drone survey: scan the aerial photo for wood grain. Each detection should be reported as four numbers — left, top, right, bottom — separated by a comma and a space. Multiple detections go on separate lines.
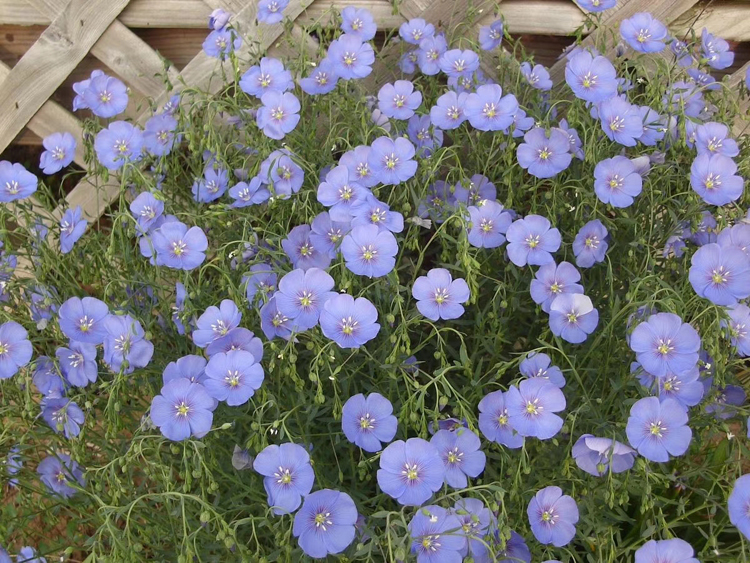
0, 0, 129, 154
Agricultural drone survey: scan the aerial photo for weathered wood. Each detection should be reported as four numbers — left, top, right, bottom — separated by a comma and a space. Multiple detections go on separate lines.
0, 0, 129, 154
479, 1, 585, 36
547, 0, 701, 85
24, 0, 179, 99
300, 0, 404, 29
729, 61, 750, 137
673, 3, 750, 41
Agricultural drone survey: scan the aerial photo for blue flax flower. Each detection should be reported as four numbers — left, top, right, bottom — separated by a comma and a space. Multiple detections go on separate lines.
192, 166, 229, 203
204, 350, 263, 406
467, 200, 513, 249
629, 313, 701, 378
695, 122, 739, 157
412, 268, 470, 321
417, 34, 447, 75
258, 0, 288, 24
342, 392, 397, 452
327, 34, 374, 80
400, 18, 434, 44
729, 473, 750, 540
531, 261, 584, 314
310, 212, 350, 258
59, 206, 87, 254
143, 113, 178, 156
594, 155, 643, 207
407, 114, 444, 157
6, 447, 21, 487
151, 378, 214, 441
377, 438, 444, 506
17, 547, 45, 563
368, 136, 417, 185
506, 379, 566, 439
130, 191, 164, 234
293, 489, 358, 558
517, 127, 572, 179
578, 0, 616, 11
253, 443, 314, 515
478, 389, 524, 448
257, 91, 300, 140
240, 57, 293, 99
572, 434, 636, 476
690, 153, 744, 206
208, 8, 230, 30
299, 58, 339, 95
38, 454, 84, 498
378, 80, 422, 120
0, 321, 32, 380
83, 73, 128, 118
520, 352, 566, 388
42, 398, 84, 438
565, 51, 618, 103
598, 97, 643, 146
40, 132, 76, 174
206, 328, 263, 360
439, 49, 479, 78
506, 215, 561, 267
527, 486, 579, 546
479, 19, 503, 50
320, 294, 380, 349
32, 357, 65, 397
453, 497, 492, 561
102, 314, 154, 374
430, 90, 468, 130
163, 355, 208, 386
465, 84, 518, 132
260, 295, 296, 341
260, 149, 304, 197
0, 161, 37, 202
550, 293, 599, 343
276, 268, 336, 331
282, 224, 332, 271
620, 13, 668, 52
689, 243, 750, 306
229, 177, 269, 207
701, 28, 734, 70
430, 428, 486, 488
152, 221, 208, 270
520, 62, 553, 90
626, 397, 692, 461
202, 28, 241, 59
341, 225, 398, 278
635, 539, 699, 563
496, 530, 531, 563
193, 299, 242, 348
340, 145, 378, 188
94, 121, 143, 170
317, 164, 369, 221
573, 219, 609, 267
727, 304, 750, 356
58, 296, 109, 344
341, 6, 376, 40
56, 341, 97, 387
351, 194, 404, 233
245, 263, 277, 305
409, 505, 466, 562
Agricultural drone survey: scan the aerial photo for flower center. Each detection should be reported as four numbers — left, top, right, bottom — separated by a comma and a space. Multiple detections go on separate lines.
340, 316, 358, 335
393, 94, 407, 108
299, 243, 313, 257
78, 315, 94, 333
550, 282, 562, 293
637, 29, 651, 43
115, 140, 129, 154
446, 447, 463, 465
567, 312, 579, 324
649, 420, 666, 437
657, 339, 674, 355
216, 37, 227, 49
343, 52, 357, 66
402, 462, 419, 481
497, 412, 508, 426
370, 208, 386, 223
453, 59, 465, 72
340, 185, 353, 201
581, 72, 597, 89
609, 175, 623, 189
609, 116, 624, 132
69, 352, 84, 368
384, 153, 399, 170
356, 163, 370, 179
359, 413, 375, 429
411, 29, 423, 41
56, 472, 67, 483
447, 106, 460, 120
434, 287, 449, 305
315, 72, 329, 86
538, 147, 550, 160
171, 240, 187, 256
541, 508, 559, 524
421, 535, 440, 551
259, 73, 272, 88
314, 512, 333, 531
711, 267, 728, 285
0, 342, 7, 356
525, 399, 542, 415
526, 234, 541, 249
277, 166, 292, 181
483, 103, 497, 118
480, 218, 493, 233
225, 369, 241, 387
52, 147, 66, 160
206, 180, 219, 193
361, 244, 377, 262
271, 312, 288, 327
352, 19, 362, 30
704, 173, 721, 190
175, 401, 190, 417
274, 466, 292, 484
663, 376, 680, 392
212, 319, 229, 336
99, 90, 112, 103
298, 290, 314, 308
585, 236, 599, 248
707, 138, 722, 152
5, 180, 19, 194
271, 106, 285, 121
114, 334, 131, 353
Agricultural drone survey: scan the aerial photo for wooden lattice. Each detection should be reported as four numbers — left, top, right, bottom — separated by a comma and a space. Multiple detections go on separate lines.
0, 0, 748, 232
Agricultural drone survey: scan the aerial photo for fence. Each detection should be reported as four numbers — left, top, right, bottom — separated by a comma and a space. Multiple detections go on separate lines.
0, 0, 748, 229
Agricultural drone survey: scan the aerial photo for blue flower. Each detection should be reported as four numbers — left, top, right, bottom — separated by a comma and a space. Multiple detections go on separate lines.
317, 164, 369, 221
341, 224, 398, 278
729, 474, 750, 540
620, 13, 668, 52
38, 453, 84, 498
102, 314, 154, 374
689, 243, 750, 306
598, 97, 643, 146
328, 34, 374, 80
351, 194, 404, 234
478, 389, 524, 448
409, 505, 467, 562
192, 166, 229, 203
496, 530, 531, 563
202, 28, 241, 59
342, 393, 398, 452
253, 443, 315, 515
407, 114, 444, 157
465, 84, 518, 132
282, 224, 332, 271
377, 438, 444, 505
565, 51, 618, 103
206, 328, 263, 360
163, 355, 208, 386
244, 264, 277, 306
299, 58, 339, 95
453, 497, 492, 561
430, 90, 468, 130
572, 434, 636, 476
58, 296, 110, 345
340, 145, 379, 188
193, 300, 242, 348
240, 57, 293, 99
320, 294, 380, 349
558, 119, 584, 159
229, 177, 270, 207
6, 446, 21, 487
259, 149, 304, 197
257, 0, 289, 24
94, 121, 143, 170
143, 113, 178, 156
454, 174, 495, 206
689, 153, 744, 206
32, 356, 65, 397
417, 34, 447, 75
439, 49, 479, 78
208, 8, 230, 30
293, 489, 358, 558
0, 321, 32, 380
479, 20, 504, 50
56, 341, 97, 387
151, 221, 208, 270
257, 91, 300, 140
549, 293, 599, 343
506, 215, 561, 267
130, 192, 164, 234
521, 62, 553, 90
59, 206, 88, 254
701, 28, 734, 70
626, 397, 692, 461
378, 80, 422, 120
629, 313, 700, 378
39, 132, 76, 174
204, 350, 264, 406
530, 261, 583, 314
594, 156, 643, 207
506, 379, 566, 439
467, 200, 512, 249
517, 127, 572, 179
695, 122, 739, 157
276, 268, 336, 331
341, 6, 376, 40
42, 398, 84, 438
726, 304, 750, 356
400, 17, 434, 44
527, 486, 579, 546
368, 136, 417, 185
635, 539, 699, 563
430, 428, 486, 488
573, 219, 609, 267
151, 378, 214, 441
577, 0, 616, 11
83, 73, 128, 118
412, 268, 470, 321
520, 352, 566, 388
17, 547, 45, 563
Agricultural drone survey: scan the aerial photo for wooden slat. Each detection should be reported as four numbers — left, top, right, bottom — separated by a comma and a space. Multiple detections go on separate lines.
673, 4, 750, 41
547, 0, 701, 85
481, 1, 586, 36
25, 0, 179, 99
300, 0, 405, 29
0, 60, 85, 166
729, 61, 750, 137
0, 0, 129, 154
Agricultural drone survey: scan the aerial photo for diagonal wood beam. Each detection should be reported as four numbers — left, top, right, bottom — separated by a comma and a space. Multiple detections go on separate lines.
23, 0, 180, 100
547, 0, 701, 85
728, 61, 750, 137
0, 0, 129, 155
